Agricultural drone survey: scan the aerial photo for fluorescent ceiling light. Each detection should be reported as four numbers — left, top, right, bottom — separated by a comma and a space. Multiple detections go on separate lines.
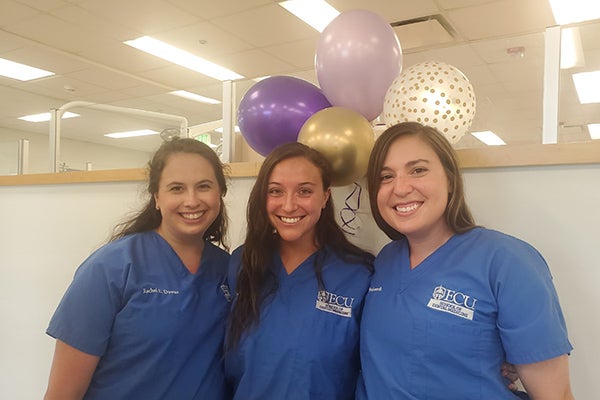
471, 131, 506, 146
549, 0, 600, 24
278, 0, 340, 32
124, 36, 244, 81
572, 71, 600, 104
18, 112, 79, 122
104, 129, 158, 139
170, 90, 220, 104
560, 27, 585, 69
589, 124, 600, 140
0, 58, 54, 81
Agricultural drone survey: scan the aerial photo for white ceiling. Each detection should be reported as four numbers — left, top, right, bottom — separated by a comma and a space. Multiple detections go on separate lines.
1, 0, 599, 155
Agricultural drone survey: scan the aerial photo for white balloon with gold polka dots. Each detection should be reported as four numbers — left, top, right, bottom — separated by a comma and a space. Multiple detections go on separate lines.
382, 61, 476, 144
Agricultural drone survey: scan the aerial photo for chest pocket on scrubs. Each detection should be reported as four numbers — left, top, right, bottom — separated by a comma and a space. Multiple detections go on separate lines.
300, 295, 360, 399
409, 315, 486, 400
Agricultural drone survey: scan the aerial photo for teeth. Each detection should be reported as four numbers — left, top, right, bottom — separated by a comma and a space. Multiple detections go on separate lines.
181, 212, 204, 220
394, 203, 418, 213
280, 216, 301, 224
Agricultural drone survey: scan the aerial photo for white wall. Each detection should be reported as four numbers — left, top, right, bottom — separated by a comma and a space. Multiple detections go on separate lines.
0, 164, 598, 399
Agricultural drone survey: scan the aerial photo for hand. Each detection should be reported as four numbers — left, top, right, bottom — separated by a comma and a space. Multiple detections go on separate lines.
501, 362, 520, 391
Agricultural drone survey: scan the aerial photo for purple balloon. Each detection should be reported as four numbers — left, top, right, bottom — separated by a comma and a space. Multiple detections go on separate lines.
315, 9, 402, 121
237, 76, 332, 156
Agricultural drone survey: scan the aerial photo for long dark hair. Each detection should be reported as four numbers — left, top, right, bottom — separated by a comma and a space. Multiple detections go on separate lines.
228, 142, 373, 348
366, 122, 476, 241
111, 137, 229, 249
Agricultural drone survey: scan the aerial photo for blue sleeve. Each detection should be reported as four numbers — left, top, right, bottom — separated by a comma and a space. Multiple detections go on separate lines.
46, 245, 128, 356
227, 246, 243, 296
492, 239, 572, 364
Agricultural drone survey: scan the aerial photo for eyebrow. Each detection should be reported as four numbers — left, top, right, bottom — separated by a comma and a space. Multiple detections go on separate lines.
165, 179, 214, 186
268, 181, 317, 186
381, 159, 430, 170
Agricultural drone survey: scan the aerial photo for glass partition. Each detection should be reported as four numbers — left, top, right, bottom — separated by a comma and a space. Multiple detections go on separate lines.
2, 20, 600, 176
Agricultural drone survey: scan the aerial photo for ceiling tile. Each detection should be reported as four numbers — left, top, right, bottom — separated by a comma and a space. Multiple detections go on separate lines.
446, 0, 555, 41
212, 3, 315, 48
263, 38, 319, 71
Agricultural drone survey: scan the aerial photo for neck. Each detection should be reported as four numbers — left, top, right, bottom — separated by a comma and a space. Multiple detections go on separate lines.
278, 238, 319, 274
407, 227, 454, 269
156, 227, 205, 273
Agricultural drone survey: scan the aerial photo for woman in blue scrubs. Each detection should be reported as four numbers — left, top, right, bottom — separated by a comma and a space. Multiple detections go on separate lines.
45, 138, 231, 400
225, 142, 374, 399
357, 122, 574, 399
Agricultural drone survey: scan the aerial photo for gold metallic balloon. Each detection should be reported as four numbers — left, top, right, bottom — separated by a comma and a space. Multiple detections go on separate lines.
298, 107, 375, 187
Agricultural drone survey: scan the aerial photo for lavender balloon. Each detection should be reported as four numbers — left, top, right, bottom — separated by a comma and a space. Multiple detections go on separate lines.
237, 76, 332, 156
315, 9, 402, 121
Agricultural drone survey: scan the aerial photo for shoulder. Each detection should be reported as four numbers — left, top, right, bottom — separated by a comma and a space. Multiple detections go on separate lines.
78, 233, 146, 271
376, 238, 406, 260
323, 247, 372, 279
466, 228, 543, 259
204, 241, 230, 263
461, 228, 551, 280
226, 245, 245, 293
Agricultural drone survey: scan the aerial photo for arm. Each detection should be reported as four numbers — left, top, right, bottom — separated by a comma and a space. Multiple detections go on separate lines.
44, 339, 100, 400
515, 355, 574, 400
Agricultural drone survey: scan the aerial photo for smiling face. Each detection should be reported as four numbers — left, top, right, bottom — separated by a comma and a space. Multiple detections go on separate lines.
266, 156, 330, 249
376, 135, 453, 244
154, 152, 222, 245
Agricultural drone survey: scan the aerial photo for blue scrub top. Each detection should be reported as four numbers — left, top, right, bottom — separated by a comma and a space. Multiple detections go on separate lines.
225, 245, 372, 400
357, 227, 573, 400
47, 231, 231, 400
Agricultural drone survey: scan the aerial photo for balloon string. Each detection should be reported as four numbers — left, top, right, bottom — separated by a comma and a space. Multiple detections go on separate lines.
339, 182, 362, 235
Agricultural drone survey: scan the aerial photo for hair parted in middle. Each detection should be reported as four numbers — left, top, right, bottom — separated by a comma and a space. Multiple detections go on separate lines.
227, 142, 373, 348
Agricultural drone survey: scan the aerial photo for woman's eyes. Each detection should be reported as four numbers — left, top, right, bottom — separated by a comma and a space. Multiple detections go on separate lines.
267, 187, 313, 196
379, 167, 428, 181
380, 174, 393, 182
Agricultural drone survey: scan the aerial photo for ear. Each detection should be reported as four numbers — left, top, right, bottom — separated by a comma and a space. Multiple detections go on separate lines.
153, 193, 160, 210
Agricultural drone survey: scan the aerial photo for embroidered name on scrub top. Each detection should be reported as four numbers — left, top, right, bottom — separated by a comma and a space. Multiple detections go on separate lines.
142, 287, 180, 295
426, 285, 478, 320
315, 289, 354, 317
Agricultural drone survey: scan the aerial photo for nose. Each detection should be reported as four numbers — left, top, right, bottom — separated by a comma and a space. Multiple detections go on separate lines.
183, 188, 200, 206
392, 175, 413, 196
281, 193, 298, 212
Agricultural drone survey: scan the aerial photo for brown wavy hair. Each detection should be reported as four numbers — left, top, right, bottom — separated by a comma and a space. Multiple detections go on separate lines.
366, 122, 476, 241
111, 137, 229, 250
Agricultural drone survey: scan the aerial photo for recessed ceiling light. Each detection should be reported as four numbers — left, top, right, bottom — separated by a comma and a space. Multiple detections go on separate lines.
104, 129, 159, 139
18, 112, 80, 122
549, 0, 600, 24
278, 0, 339, 32
124, 36, 244, 81
169, 90, 220, 104
471, 131, 507, 146
589, 124, 600, 140
0, 57, 54, 81
572, 71, 600, 104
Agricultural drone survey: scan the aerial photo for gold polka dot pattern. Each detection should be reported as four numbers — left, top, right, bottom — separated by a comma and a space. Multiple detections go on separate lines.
382, 61, 476, 144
